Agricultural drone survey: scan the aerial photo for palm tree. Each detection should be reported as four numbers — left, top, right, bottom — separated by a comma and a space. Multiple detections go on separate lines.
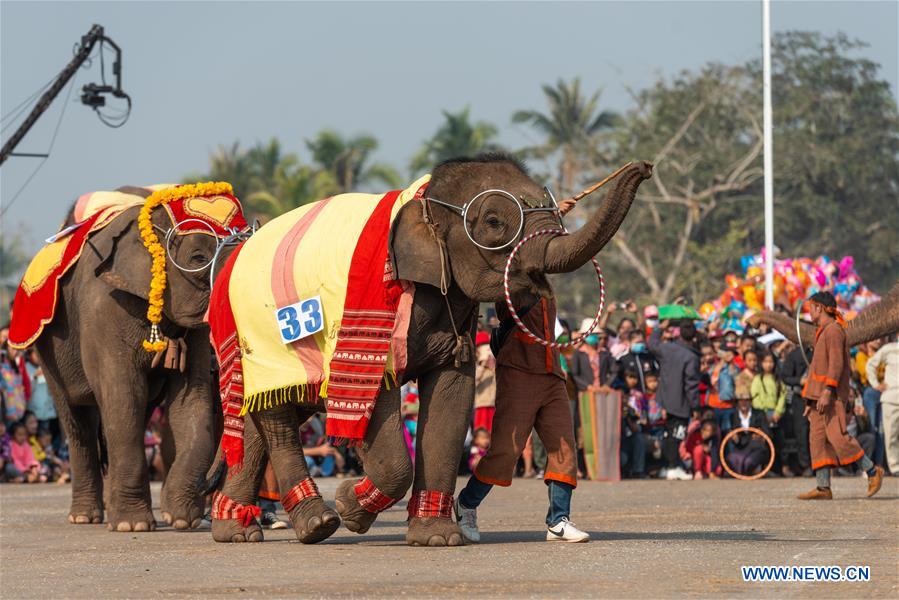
244, 163, 339, 221
306, 130, 401, 192
410, 107, 500, 175
512, 78, 620, 195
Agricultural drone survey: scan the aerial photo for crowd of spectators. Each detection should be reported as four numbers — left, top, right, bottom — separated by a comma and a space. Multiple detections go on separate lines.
463, 300, 897, 482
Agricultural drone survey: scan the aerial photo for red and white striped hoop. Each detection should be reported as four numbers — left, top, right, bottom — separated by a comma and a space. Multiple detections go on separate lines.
503, 229, 605, 349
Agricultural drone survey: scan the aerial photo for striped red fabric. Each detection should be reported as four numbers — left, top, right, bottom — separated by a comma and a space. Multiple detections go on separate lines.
407, 490, 453, 519
211, 491, 261, 527
208, 242, 246, 469
354, 476, 400, 513
280, 478, 321, 513
325, 190, 406, 445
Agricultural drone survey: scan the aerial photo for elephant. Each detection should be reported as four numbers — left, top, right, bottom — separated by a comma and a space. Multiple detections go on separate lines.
747, 281, 899, 347
18, 185, 247, 532
208, 155, 653, 546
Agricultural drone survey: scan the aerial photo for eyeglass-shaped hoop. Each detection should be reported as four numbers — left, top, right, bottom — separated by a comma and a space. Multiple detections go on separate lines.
163, 218, 221, 273
425, 187, 560, 251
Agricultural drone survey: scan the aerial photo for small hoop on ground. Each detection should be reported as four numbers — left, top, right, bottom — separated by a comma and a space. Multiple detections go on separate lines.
503, 229, 605, 349
719, 426, 776, 481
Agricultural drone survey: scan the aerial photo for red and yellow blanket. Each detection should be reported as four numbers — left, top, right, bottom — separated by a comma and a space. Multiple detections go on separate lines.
208, 176, 429, 467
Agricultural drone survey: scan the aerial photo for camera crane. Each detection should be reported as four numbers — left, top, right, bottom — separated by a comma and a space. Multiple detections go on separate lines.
0, 24, 131, 166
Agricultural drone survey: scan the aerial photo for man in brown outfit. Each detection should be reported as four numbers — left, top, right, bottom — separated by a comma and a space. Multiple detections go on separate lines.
799, 291, 884, 500
454, 293, 588, 543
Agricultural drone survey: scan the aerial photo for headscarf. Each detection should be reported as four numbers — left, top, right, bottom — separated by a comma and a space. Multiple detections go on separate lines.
808, 291, 847, 328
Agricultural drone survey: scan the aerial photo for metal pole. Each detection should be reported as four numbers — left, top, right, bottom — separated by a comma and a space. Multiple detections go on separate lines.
0, 25, 104, 166
762, 0, 775, 310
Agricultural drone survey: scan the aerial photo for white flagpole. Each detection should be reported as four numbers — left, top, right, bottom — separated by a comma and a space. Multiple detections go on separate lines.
762, 0, 775, 309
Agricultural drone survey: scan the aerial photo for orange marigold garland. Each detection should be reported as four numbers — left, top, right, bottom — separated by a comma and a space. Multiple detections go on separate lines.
137, 181, 233, 352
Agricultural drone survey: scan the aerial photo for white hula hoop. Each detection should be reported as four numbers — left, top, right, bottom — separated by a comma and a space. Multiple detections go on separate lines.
503, 229, 605, 349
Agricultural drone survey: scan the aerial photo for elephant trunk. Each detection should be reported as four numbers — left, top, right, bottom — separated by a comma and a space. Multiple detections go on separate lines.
847, 282, 899, 346
543, 161, 652, 274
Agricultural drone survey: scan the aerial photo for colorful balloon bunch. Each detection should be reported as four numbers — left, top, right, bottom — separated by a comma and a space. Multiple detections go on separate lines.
698, 249, 881, 330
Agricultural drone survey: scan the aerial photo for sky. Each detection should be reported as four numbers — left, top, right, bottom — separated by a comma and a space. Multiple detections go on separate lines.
2, 0, 897, 254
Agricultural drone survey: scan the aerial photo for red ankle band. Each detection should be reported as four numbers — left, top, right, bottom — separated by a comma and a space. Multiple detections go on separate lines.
211, 492, 261, 527
407, 489, 453, 519
281, 478, 321, 513
354, 476, 400, 513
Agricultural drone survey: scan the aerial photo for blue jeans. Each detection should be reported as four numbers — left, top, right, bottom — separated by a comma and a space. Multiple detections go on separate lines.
862, 387, 884, 466
459, 476, 574, 527
305, 454, 336, 477
621, 431, 646, 476
715, 407, 735, 434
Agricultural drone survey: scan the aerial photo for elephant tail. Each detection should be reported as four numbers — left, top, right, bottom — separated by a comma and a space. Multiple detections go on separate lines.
198, 442, 227, 497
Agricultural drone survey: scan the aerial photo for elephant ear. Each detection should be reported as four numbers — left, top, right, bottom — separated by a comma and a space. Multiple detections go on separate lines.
90, 208, 153, 300
389, 200, 450, 289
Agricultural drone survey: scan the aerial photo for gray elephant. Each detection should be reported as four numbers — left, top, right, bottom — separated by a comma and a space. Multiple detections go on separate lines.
208, 156, 653, 546
9, 183, 248, 532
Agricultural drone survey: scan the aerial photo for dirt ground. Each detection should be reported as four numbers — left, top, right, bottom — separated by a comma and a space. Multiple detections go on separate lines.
1, 476, 897, 598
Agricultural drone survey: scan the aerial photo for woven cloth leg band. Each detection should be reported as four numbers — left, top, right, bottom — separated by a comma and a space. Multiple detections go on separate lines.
354, 476, 400, 513
407, 490, 453, 519
281, 478, 321, 513
211, 491, 261, 527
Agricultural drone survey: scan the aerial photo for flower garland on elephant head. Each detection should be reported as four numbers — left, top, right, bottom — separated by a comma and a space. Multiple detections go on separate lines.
137, 181, 234, 352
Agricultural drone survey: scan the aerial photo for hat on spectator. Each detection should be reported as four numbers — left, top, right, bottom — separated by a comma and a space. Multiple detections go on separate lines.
578, 318, 595, 334
643, 305, 659, 318
723, 341, 738, 353
475, 331, 491, 347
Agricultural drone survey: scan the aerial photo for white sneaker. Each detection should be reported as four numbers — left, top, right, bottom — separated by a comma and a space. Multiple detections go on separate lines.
453, 499, 480, 543
260, 511, 288, 530
546, 517, 590, 543
665, 467, 692, 481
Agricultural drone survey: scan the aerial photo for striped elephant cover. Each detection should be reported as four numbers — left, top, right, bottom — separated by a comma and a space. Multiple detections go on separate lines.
208, 176, 429, 465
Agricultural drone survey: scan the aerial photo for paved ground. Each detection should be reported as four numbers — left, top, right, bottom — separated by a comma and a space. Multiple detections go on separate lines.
1, 476, 897, 598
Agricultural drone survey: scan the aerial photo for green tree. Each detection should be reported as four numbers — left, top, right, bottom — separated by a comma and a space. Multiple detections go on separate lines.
306, 130, 401, 193
410, 107, 500, 174
513, 78, 620, 196
1, 232, 28, 323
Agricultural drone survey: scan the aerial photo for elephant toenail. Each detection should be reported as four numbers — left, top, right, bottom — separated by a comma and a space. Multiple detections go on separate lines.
428, 535, 447, 547
116, 522, 133, 532
133, 522, 150, 532
190, 518, 202, 529
173, 519, 189, 530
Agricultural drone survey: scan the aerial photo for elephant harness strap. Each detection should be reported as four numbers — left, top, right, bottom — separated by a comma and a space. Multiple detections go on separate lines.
150, 336, 188, 372
280, 478, 321, 512
407, 490, 453, 519
211, 491, 260, 527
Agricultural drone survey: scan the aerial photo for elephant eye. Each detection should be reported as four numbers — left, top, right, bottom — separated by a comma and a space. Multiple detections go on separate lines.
486, 216, 501, 227
190, 252, 210, 265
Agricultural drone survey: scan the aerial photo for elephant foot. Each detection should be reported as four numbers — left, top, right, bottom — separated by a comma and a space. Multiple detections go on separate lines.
406, 517, 465, 547
211, 518, 264, 543
334, 479, 378, 534
68, 507, 104, 525
106, 507, 157, 532
288, 497, 340, 544
161, 507, 204, 530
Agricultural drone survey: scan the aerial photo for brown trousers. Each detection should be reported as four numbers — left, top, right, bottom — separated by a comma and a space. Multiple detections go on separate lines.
807, 399, 865, 471
474, 368, 578, 487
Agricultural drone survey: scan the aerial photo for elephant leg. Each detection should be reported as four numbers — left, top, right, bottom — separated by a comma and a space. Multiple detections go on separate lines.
160, 330, 217, 530
406, 366, 472, 547
211, 415, 266, 543
335, 385, 412, 534
94, 377, 155, 532
251, 404, 340, 544
57, 399, 104, 525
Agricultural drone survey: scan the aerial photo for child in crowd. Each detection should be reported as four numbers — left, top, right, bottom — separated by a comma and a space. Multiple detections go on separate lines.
401, 382, 420, 461
710, 341, 739, 434
0, 421, 11, 482
7, 422, 46, 483
38, 429, 69, 483
724, 395, 772, 476
683, 418, 720, 479
751, 351, 790, 476
624, 370, 648, 426
469, 428, 491, 472
23, 411, 46, 464
644, 372, 666, 461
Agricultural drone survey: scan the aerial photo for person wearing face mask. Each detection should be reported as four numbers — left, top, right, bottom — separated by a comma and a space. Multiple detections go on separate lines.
616, 330, 659, 394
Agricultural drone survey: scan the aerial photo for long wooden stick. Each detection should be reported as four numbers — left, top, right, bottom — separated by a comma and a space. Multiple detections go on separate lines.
566, 162, 633, 203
